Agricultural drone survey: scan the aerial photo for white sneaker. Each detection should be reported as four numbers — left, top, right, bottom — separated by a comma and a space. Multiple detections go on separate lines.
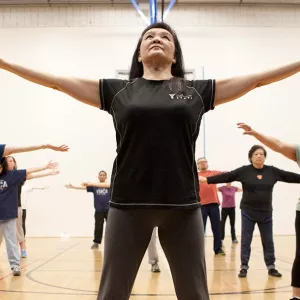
12, 266, 21, 276
151, 262, 161, 273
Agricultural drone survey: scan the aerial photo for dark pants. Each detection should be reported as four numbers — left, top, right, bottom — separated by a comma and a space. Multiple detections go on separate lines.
22, 209, 27, 237
241, 210, 275, 270
292, 210, 300, 287
221, 207, 236, 241
94, 210, 109, 244
97, 207, 209, 300
201, 203, 222, 254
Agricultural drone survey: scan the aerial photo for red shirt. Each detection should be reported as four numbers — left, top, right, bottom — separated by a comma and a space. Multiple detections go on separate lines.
198, 170, 222, 205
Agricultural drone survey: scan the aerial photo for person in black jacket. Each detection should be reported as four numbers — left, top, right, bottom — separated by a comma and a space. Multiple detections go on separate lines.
199, 145, 300, 279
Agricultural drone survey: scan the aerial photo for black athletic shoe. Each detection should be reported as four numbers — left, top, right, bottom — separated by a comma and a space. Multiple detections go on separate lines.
238, 269, 247, 278
268, 269, 282, 277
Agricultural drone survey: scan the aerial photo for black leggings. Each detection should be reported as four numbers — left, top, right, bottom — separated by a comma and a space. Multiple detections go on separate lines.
221, 207, 236, 241
22, 209, 27, 237
292, 210, 300, 288
97, 207, 209, 300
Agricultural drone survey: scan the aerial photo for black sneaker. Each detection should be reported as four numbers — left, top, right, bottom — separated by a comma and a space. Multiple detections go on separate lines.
215, 249, 226, 256
238, 269, 247, 278
91, 243, 99, 249
268, 269, 282, 277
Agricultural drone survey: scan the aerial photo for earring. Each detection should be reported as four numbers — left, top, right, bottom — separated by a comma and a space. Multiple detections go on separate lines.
173, 59, 176, 64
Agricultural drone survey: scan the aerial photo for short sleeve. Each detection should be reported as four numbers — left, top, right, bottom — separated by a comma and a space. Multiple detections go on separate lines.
86, 186, 94, 193
190, 80, 215, 113
296, 145, 300, 168
11, 170, 27, 186
0, 144, 5, 161
99, 79, 128, 113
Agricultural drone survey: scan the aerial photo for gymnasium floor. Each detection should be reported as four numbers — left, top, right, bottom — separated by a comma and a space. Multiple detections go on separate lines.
0, 236, 295, 300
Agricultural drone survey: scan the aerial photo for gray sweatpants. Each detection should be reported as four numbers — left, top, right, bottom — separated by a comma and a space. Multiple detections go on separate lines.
98, 207, 209, 300
148, 227, 158, 265
0, 218, 20, 269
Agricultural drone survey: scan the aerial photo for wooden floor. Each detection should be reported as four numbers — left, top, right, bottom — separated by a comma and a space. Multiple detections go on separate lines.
0, 236, 295, 300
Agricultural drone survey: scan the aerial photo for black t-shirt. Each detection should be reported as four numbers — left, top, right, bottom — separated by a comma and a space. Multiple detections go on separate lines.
100, 77, 215, 209
206, 164, 300, 212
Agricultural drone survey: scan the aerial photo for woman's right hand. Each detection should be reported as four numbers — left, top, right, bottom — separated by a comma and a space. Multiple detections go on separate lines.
65, 183, 73, 188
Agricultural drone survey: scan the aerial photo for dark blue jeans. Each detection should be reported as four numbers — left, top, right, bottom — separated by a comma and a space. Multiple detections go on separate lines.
201, 203, 222, 254
241, 210, 275, 270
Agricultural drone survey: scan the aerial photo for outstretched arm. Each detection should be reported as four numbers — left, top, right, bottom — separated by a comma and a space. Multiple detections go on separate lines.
27, 170, 59, 180
199, 168, 241, 184
272, 167, 300, 184
82, 182, 110, 188
214, 61, 300, 106
3, 144, 69, 157
26, 161, 58, 175
0, 59, 100, 108
237, 123, 296, 162
65, 183, 86, 190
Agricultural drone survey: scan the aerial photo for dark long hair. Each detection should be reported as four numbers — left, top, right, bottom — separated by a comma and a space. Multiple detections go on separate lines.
0, 157, 9, 176
129, 23, 186, 92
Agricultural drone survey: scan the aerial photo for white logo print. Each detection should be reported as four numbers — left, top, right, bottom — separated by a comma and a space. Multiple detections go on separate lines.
169, 93, 192, 100
96, 188, 108, 196
0, 180, 8, 191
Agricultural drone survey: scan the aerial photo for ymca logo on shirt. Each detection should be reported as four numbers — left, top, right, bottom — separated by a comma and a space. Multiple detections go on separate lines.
169, 93, 192, 100
0, 180, 8, 190
96, 188, 108, 196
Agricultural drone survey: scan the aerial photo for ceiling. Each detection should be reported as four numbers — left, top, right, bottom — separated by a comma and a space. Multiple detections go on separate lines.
0, 0, 299, 6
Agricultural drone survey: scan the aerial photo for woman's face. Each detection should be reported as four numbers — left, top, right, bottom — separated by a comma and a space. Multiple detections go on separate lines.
139, 28, 175, 67
6, 157, 16, 170
251, 149, 266, 166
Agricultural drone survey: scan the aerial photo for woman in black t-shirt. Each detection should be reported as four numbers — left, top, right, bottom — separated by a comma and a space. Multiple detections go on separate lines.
237, 122, 300, 300
199, 145, 300, 279
0, 22, 299, 300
